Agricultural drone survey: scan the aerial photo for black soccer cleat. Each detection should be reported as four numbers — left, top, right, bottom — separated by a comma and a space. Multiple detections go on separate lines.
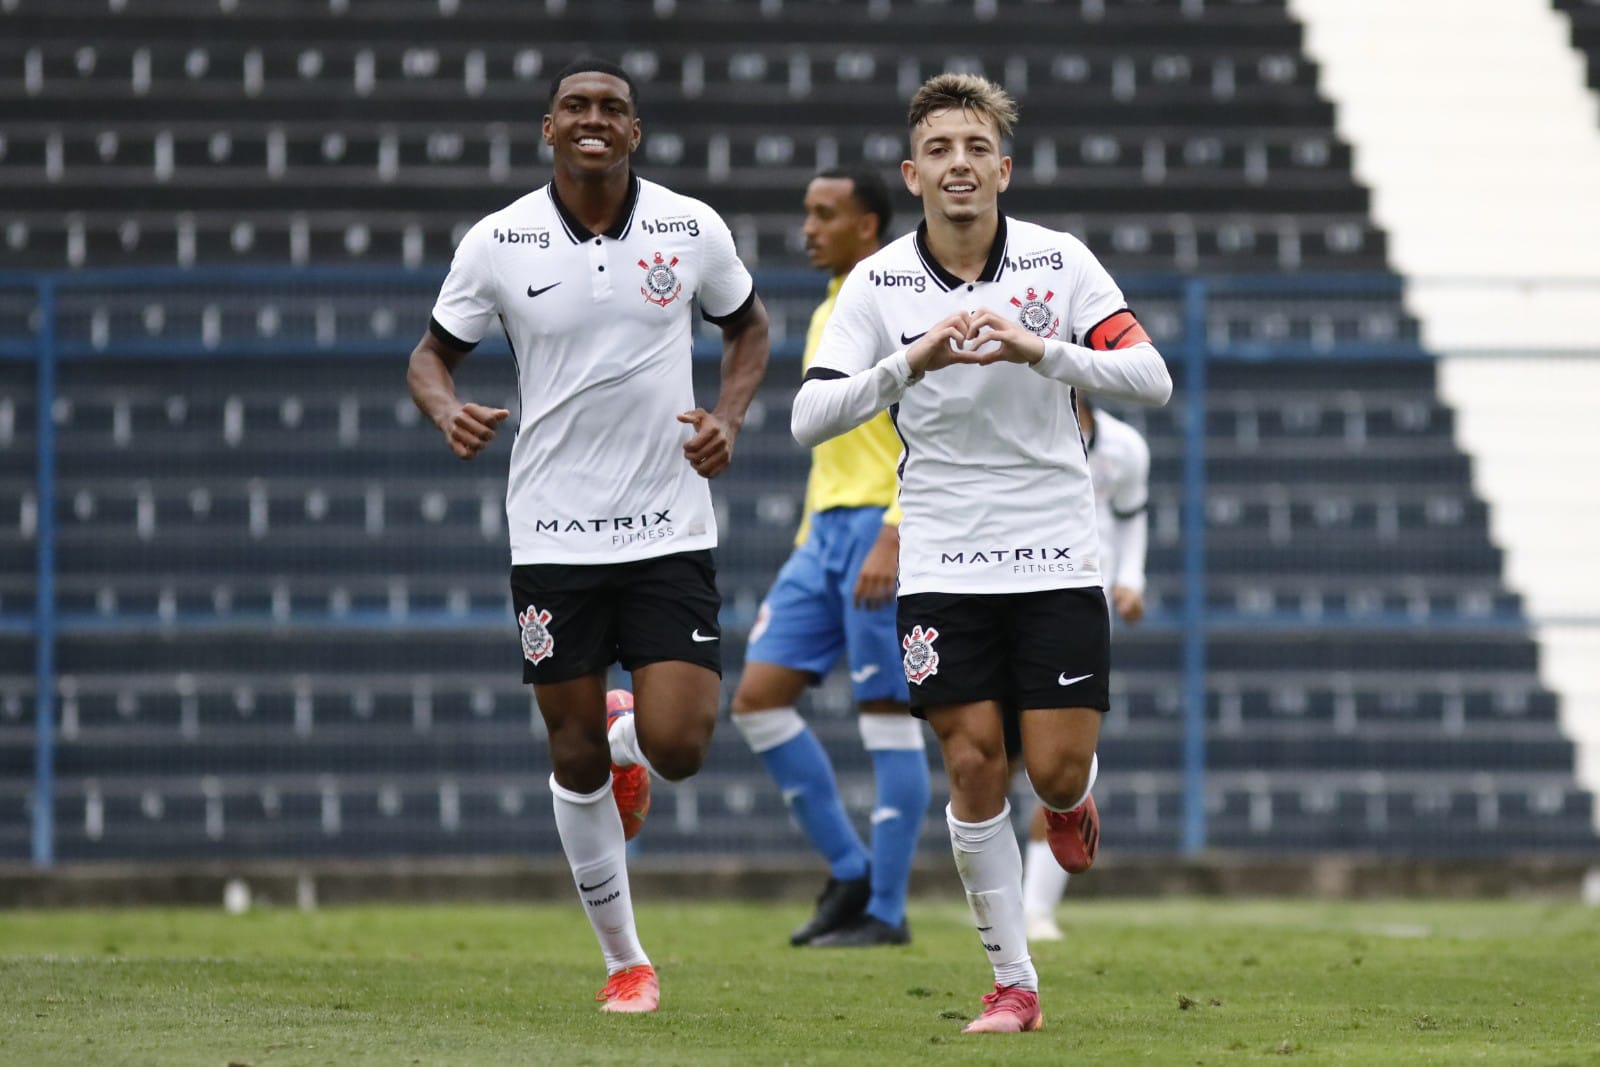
808, 915, 911, 948
789, 874, 871, 946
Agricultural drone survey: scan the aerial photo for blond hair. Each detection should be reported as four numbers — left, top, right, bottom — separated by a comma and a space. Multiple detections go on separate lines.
907, 72, 1018, 139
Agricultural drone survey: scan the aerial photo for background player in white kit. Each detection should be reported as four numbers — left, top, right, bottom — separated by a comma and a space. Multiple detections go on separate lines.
406, 58, 769, 1014
1021, 393, 1151, 943
791, 73, 1170, 1034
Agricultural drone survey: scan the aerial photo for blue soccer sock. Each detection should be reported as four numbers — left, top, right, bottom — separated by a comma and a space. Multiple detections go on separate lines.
863, 746, 930, 927
735, 709, 869, 880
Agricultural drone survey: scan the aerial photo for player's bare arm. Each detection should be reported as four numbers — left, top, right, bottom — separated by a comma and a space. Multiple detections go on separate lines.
853, 522, 899, 609
680, 294, 771, 478
406, 330, 510, 460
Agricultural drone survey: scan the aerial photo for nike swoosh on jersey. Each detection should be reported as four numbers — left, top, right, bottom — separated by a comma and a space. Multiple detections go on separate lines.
899, 331, 926, 345
1058, 672, 1094, 686
849, 664, 880, 684
526, 282, 561, 298
691, 629, 719, 643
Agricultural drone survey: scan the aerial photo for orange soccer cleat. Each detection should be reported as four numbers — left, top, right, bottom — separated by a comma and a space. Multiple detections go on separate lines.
962, 984, 1043, 1034
606, 689, 650, 841
1043, 793, 1099, 874
596, 964, 659, 1013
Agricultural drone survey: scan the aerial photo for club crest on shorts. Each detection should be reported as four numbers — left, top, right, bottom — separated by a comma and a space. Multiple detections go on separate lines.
1010, 288, 1059, 338
902, 625, 941, 685
638, 252, 682, 307
518, 604, 555, 664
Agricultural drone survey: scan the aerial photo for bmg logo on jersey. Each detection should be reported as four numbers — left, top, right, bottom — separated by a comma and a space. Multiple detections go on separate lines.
1007, 248, 1065, 272
640, 215, 700, 237
493, 227, 551, 248
868, 269, 927, 293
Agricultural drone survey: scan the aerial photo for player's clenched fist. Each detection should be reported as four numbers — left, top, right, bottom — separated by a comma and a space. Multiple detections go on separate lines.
679, 408, 737, 478
438, 402, 510, 459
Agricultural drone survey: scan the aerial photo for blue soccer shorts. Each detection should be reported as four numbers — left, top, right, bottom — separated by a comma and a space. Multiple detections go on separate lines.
745, 506, 910, 705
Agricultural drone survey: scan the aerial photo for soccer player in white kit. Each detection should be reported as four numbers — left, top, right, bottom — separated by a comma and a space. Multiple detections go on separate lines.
1022, 393, 1151, 943
791, 73, 1170, 1034
406, 58, 769, 1013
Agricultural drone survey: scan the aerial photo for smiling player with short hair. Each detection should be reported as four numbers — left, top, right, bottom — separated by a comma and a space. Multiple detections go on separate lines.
791, 72, 1171, 1034
406, 56, 769, 1014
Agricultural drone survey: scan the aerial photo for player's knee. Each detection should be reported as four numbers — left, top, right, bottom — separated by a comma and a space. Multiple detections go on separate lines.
1029, 756, 1093, 810
647, 740, 707, 782
643, 717, 715, 782
941, 738, 1008, 798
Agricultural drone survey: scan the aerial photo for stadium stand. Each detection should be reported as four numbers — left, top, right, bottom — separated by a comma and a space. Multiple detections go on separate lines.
1, 0, 1594, 862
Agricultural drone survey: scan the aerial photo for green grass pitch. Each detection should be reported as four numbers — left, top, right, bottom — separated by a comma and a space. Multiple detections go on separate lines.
2, 899, 1597, 1065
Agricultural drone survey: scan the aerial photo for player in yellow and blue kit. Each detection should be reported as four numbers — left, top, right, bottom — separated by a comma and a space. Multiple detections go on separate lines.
732, 171, 930, 947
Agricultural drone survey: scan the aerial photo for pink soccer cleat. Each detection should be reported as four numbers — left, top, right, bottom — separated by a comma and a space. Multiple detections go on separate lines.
596, 964, 659, 1013
1043, 793, 1100, 874
962, 984, 1043, 1034
606, 689, 650, 841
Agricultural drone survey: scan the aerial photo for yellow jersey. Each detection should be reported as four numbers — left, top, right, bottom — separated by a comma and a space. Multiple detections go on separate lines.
794, 274, 903, 545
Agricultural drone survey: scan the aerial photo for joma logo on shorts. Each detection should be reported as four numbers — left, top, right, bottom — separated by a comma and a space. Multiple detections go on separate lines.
535, 510, 672, 533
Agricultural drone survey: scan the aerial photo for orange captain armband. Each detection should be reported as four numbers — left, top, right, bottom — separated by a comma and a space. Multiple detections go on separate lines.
1085, 310, 1151, 351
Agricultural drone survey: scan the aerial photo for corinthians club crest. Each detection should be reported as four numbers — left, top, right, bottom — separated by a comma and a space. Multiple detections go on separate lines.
518, 604, 555, 665
1010, 287, 1060, 338
638, 252, 682, 307
902, 625, 941, 685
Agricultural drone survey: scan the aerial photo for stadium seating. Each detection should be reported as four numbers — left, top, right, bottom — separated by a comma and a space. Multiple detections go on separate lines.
1, 0, 1594, 862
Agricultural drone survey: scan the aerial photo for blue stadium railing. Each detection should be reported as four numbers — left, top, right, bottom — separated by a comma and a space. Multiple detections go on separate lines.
5, 265, 1506, 868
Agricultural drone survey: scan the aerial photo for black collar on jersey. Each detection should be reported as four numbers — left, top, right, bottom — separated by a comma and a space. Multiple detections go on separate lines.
913, 214, 1009, 291
548, 171, 641, 243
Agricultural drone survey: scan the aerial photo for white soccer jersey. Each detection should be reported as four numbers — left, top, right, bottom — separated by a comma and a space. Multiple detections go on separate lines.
799, 216, 1169, 596
430, 174, 754, 565
1087, 409, 1151, 595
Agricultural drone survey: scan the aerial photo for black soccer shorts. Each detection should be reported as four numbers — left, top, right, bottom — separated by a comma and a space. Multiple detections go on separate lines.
509, 549, 722, 684
897, 585, 1111, 717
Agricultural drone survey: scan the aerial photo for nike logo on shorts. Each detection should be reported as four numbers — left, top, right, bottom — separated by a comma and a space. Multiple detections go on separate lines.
691, 629, 718, 643
1058, 672, 1094, 686
526, 282, 561, 298
578, 873, 617, 892
849, 664, 880, 683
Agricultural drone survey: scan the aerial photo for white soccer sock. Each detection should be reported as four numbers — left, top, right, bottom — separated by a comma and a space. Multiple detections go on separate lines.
947, 801, 1038, 992
1040, 752, 1100, 814
550, 774, 650, 974
607, 708, 658, 776
1021, 839, 1070, 920
730, 706, 808, 753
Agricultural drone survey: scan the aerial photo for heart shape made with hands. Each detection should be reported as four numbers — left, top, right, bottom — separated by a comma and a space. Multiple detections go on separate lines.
948, 308, 1003, 357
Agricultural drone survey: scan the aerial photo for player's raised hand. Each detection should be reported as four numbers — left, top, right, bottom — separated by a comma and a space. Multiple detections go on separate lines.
962, 308, 1047, 366
678, 408, 736, 478
439, 402, 510, 460
905, 311, 985, 375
